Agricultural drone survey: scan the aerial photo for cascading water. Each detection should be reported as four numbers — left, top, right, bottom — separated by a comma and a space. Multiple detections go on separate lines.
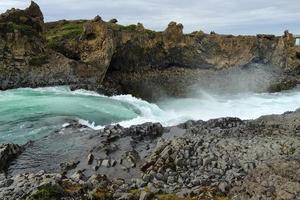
0, 86, 300, 145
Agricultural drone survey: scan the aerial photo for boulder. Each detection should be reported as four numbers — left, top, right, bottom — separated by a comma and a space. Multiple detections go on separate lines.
109, 18, 118, 23
0, 144, 24, 172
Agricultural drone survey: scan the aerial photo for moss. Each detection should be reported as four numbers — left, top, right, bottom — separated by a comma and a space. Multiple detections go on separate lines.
61, 181, 82, 194
29, 54, 49, 66
27, 184, 64, 200
129, 189, 141, 197
92, 189, 113, 200
123, 24, 137, 31
156, 194, 197, 200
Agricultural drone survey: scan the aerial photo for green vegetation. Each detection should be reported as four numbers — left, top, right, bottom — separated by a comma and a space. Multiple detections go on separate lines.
107, 22, 137, 31
27, 184, 64, 200
45, 21, 84, 53
46, 21, 84, 41
0, 22, 37, 36
122, 24, 137, 31
91, 189, 113, 200
156, 193, 197, 200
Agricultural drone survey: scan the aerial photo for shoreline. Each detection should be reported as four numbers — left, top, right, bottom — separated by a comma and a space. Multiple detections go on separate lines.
1, 108, 299, 199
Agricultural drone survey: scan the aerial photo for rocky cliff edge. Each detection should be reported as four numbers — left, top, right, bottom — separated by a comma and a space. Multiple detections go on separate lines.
1, 2, 300, 100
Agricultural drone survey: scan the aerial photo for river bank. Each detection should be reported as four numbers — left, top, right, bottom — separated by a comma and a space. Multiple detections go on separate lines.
1, 108, 299, 199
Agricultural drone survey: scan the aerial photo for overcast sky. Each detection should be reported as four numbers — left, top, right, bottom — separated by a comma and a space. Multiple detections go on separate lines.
1, 0, 300, 35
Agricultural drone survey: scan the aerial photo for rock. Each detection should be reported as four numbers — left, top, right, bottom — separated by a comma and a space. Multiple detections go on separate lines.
71, 170, 86, 182
257, 34, 276, 40
26, 1, 44, 19
93, 15, 102, 22
139, 191, 153, 200
218, 182, 228, 193
87, 153, 94, 165
111, 159, 117, 167
60, 161, 80, 171
0, 1, 104, 91
126, 123, 164, 141
109, 18, 118, 23
93, 165, 99, 171
0, 178, 13, 188
136, 23, 145, 32
229, 159, 300, 200
102, 159, 110, 167
118, 193, 134, 200
0, 144, 24, 171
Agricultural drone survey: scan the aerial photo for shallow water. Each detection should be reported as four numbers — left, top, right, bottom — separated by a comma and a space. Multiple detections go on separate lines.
0, 86, 300, 144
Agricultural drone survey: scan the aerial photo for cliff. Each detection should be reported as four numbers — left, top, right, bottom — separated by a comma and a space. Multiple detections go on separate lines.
0, 2, 102, 90
45, 18, 300, 100
1, 2, 300, 100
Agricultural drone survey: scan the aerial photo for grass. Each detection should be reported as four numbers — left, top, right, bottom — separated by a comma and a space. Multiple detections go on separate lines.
46, 21, 84, 41
45, 21, 84, 54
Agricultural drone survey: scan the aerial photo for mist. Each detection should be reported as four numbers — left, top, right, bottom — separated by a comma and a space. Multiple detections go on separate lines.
187, 63, 282, 96
155, 64, 293, 122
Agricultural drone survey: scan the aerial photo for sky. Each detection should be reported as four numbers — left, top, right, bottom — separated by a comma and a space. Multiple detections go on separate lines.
0, 0, 300, 35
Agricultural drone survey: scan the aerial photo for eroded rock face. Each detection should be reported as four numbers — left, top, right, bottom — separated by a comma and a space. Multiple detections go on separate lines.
0, 144, 23, 172
1, 1, 300, 99
0, 2, 105, 90
78, 19, 115, 84
102, 25, 300, 100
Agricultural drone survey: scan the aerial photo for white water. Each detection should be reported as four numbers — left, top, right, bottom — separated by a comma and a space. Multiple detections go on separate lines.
0, 86, 300, 144
80, 86, 300, 129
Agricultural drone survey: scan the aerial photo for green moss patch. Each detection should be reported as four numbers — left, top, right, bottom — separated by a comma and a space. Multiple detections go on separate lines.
91, 189, 113, 200
27, 184, 65, 200
46, 21, 83, 41
45, 21, 83, 53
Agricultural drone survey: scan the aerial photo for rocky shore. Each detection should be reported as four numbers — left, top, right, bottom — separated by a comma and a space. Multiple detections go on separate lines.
1, 109, 299, 199
1, 2, 300, 200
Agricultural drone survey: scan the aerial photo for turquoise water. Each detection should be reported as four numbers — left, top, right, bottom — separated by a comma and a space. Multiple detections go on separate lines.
0, 87, 140, 144
1, 86, 300, 145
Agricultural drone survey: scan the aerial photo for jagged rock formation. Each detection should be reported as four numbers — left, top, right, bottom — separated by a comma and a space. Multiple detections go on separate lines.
1, 109, 299, 199
0, 2, 100, 90
44, 14, 300, 100
0, 144, 23, 172
0, 1, 300, 100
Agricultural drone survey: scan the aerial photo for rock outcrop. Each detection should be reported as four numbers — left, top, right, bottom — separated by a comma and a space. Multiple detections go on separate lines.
0, 144, 23, 172
0, 2, 101, 90
1, 109, 299, 199
1, 1, 300, 100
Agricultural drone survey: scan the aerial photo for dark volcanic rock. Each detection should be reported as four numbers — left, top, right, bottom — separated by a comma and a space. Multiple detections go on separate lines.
1, 2, 300, 100
0, 2, 108, 90
1, 109, 300, 199
0, 144, 23, 172
229, 159, 300, 200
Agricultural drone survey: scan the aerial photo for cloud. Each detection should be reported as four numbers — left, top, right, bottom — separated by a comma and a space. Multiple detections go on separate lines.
1, 0, 299, 35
